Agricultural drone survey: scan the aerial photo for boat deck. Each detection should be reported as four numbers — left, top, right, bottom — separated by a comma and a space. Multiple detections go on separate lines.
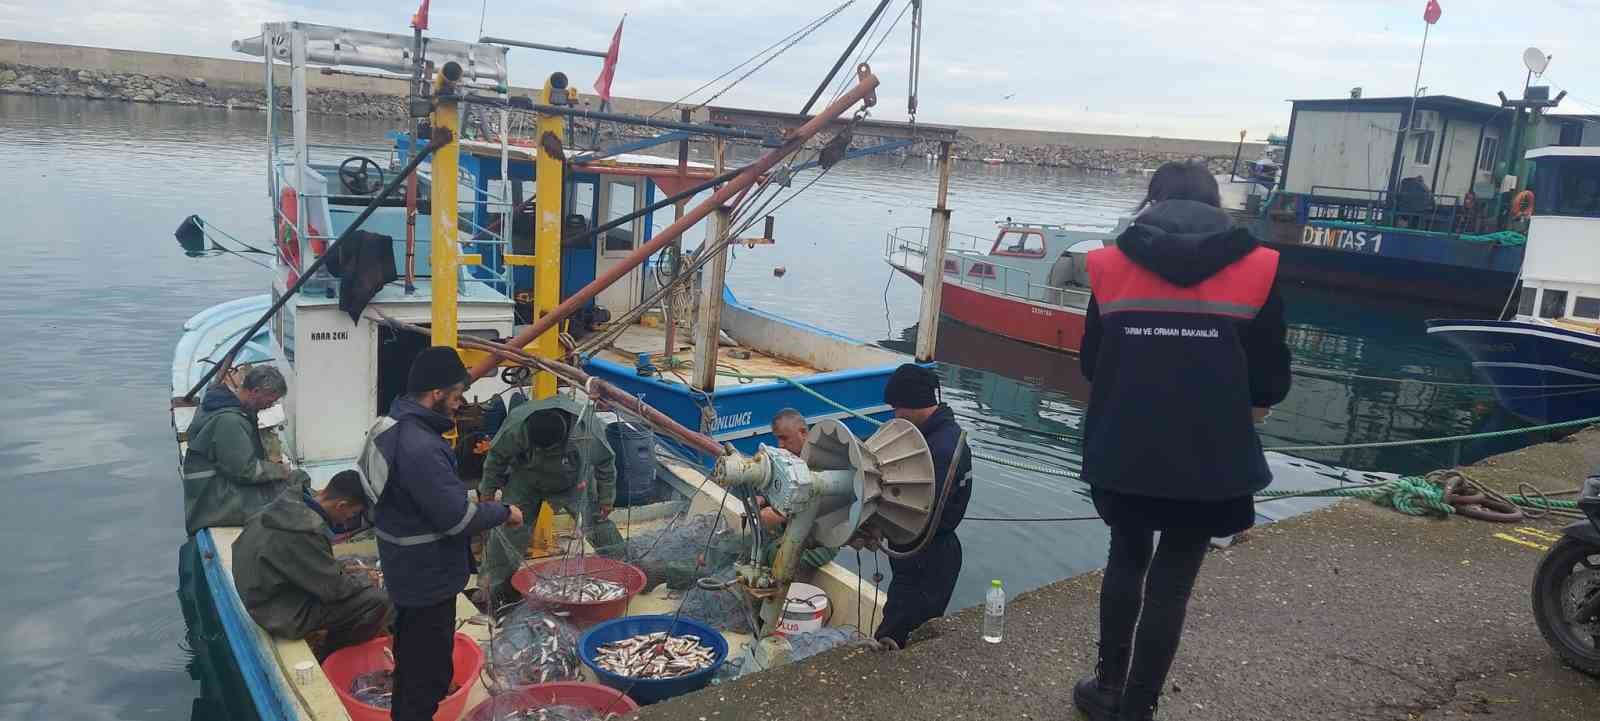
594, 322, 821, 388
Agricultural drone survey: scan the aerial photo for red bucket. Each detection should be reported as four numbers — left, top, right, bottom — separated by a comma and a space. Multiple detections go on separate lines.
463, 682, 639, 721
510, 557, 647, 628
322, 633, 484, 721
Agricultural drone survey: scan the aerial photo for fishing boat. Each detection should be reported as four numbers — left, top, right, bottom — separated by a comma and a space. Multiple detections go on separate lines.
884, 220, 1113, 354
1252, 94, 1542, 310
171, 16, 956, 720
1427, 146, 1600, 424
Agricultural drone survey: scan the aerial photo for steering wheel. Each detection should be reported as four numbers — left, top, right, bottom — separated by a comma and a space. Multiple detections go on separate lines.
338, 156, 386, 195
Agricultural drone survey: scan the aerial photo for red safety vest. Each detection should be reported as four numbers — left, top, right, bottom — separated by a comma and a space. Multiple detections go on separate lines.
1086, 246, 1279, 320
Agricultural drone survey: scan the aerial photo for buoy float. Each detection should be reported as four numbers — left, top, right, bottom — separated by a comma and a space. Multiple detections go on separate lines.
1511, 190, 1535, 219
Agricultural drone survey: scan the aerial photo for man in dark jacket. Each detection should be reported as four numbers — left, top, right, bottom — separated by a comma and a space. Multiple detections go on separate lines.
184, 365, 299, 536
1073, 162, 1290, 721
871, 364, 973, 649
478, 394, 620, 610
232, 469, 391, 658
358, 347, 522, 721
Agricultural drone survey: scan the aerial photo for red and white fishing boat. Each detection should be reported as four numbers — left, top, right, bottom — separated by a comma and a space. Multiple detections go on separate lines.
884, 220, 1118, 354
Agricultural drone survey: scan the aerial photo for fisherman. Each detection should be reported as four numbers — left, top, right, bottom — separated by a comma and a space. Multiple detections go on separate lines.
359, 347, 522, 721
232, 469, 392, 658
183, 365, 302, 536
478, 394, 622, 611
867, 364, 972, 650
753, 409, 837, 571
1072, 161, 1289, 721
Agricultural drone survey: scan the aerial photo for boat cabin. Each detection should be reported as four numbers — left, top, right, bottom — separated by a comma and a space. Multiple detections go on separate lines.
1510, 146, 1600, 329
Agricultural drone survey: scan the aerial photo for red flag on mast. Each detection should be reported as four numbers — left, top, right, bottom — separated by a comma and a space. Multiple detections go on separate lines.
411, 0, 430, 30
1423, 0, 1442, 24
594, 16, 625, 104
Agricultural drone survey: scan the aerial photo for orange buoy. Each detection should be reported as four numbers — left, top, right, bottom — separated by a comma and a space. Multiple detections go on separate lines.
1511, 190, 1535, 218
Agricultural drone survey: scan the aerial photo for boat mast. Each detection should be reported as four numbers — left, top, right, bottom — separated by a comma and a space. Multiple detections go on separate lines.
692, 138, 732, 395
914, 140, 953, 361
429, 62, 464, 350
529, 73, 573, 400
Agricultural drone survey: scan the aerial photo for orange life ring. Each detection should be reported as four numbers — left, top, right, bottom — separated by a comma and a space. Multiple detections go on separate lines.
1511, 190, 1535, 218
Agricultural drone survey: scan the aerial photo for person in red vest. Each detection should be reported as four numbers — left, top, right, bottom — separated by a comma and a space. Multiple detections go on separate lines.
1072, 161, 1290, 721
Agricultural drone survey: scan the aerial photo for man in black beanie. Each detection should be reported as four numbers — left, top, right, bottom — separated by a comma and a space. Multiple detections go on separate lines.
357, 346, 523, 721
872, 363, 972, 648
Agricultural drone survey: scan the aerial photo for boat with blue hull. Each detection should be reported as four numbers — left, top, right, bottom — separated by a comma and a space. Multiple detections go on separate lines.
1255, 192, 1525, 311
1428, 146, 1600, 423
168, 16, 957, 721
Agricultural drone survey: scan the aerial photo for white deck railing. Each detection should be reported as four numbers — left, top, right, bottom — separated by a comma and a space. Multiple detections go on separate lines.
884, 226, 1091, 309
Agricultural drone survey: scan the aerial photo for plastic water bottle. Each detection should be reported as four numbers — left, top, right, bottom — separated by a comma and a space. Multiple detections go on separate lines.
982, 579, 1005, 643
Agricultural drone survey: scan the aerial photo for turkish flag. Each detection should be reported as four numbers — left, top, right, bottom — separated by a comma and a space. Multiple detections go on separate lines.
594, 17, 625, 103
411, 0, 430, 30
1423, 0, 1442, 24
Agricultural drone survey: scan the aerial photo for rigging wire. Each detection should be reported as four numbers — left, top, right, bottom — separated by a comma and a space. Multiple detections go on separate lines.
646, 1, 856, 118
692, 2, 858, 113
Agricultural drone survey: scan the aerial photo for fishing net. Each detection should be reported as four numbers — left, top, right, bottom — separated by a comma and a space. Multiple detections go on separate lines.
618, 512, 752, 592
677, 578, 756, 635
712, 627, 873, 683
481, 602, 583, 690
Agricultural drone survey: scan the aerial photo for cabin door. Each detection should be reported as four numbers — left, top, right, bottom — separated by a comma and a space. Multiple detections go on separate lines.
595, 177, 643, 316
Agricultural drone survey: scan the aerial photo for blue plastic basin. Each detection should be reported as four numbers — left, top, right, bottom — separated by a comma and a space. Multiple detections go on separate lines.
577, 615, 729, 705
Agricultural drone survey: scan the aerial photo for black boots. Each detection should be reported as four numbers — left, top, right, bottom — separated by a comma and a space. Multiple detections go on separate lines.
1072, 644, 1128, 721
1072, 673, 1121, 721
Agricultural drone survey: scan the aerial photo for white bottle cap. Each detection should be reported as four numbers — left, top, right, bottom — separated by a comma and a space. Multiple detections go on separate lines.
293, 660, 317, 685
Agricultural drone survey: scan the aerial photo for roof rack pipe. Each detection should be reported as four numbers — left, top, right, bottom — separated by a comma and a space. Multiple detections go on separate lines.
468, 65, 880, 381
479, 36, 609, 59
457, 94, 773, 142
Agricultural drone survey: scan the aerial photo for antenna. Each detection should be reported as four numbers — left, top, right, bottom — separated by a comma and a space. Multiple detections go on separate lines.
1522, 47, 1550, 76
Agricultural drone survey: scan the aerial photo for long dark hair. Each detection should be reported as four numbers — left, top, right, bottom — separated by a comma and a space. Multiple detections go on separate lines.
1136, 160, 1221, 212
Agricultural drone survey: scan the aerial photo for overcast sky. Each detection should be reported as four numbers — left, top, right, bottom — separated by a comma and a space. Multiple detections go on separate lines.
2, 0, 1596, 140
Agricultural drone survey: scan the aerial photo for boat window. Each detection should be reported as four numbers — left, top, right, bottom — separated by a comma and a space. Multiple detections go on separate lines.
1478, 137, 1499, 172
1516, 286, 1537, 316
991, 230, 1045, 258
1531, 157, 1600, 218
1412, 131, 1434, 165
1574, 296, 1600, 320
1539, 289, 1568, 319
603, 180, 638, 254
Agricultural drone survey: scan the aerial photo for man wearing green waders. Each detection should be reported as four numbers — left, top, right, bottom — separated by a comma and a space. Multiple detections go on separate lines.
478, 395, 621, 611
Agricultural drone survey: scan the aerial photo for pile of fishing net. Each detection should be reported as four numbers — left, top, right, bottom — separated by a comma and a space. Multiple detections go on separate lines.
481, 602, 583, 690
713, 627, 875, 683
613, 512, 750, 592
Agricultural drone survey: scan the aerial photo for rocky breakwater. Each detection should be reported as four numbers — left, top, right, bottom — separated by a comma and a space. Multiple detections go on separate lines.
0, 63, 406, 117
953, 140, 1241, 174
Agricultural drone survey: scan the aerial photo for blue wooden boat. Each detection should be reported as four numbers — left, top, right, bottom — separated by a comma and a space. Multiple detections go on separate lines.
1427, 146, 1600, 423
170, 18, 921, 721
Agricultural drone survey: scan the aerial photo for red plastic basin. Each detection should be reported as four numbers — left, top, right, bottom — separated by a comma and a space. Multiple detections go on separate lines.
463, 681, 639, 721
510, 557, 647, 628
322, 632, 484, 721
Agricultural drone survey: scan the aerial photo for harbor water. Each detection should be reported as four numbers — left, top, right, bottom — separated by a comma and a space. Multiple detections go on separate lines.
0, 96, 1536, 720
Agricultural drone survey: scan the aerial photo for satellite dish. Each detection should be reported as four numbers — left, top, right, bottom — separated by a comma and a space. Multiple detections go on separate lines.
1523, 47, 1550, 76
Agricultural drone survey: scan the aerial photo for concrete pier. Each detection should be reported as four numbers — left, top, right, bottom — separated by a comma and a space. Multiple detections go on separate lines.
648, 428, 1600, 720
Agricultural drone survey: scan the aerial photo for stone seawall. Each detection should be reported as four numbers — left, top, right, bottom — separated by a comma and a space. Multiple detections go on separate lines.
0, 36, 1262, 174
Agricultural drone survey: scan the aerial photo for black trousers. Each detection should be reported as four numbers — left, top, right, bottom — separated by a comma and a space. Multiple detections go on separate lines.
1097, 525, 1211, 716
391, 598, 456, 721
875, 531, 962, 647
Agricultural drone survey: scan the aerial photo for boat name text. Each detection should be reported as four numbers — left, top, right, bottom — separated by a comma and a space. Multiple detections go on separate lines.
1301, 225, 1383, 255
310, 331, 349, 342
710, 411, 754, 432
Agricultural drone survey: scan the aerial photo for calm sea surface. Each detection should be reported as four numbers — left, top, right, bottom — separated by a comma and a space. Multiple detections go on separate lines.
0, 96, 1528, 720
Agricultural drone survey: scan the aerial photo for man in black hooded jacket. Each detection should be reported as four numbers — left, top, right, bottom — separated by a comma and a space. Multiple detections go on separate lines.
871, 364, 973, 649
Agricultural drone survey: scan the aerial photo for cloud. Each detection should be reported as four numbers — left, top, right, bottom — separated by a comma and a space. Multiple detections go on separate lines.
1, 0, 1595, 140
